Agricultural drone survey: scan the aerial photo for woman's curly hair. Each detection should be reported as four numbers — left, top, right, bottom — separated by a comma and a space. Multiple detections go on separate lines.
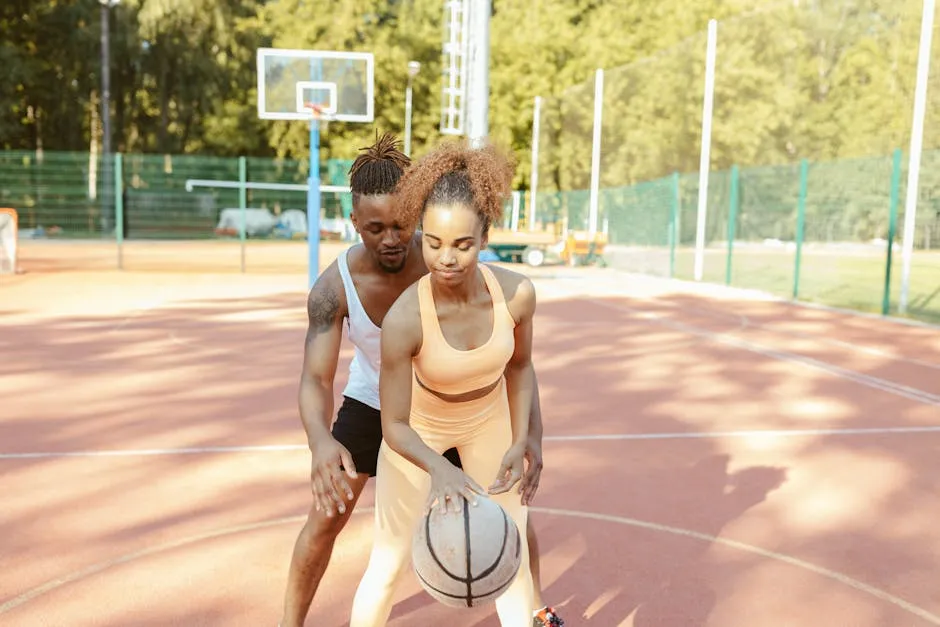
394, 139, 516, 234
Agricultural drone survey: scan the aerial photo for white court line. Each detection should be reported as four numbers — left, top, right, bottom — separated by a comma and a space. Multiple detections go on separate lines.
615, 269, 940, 333
656, 299, 940, 372
5, 425, 940, 460
2, 506, 937, 625
104, 289, 173, 335
0, 514, 309, 615
742, 317, 940, 371
0, 444, 307, 460
758, 324, 940, 371
534, 507, 940, 626
785, 297, 940, 332
546, 425, 940, 441
586, 298, 940, 407
541, 271, 940, 368
97, 288, 187, 345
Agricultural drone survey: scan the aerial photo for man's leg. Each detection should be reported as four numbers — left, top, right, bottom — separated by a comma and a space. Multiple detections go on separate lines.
280, 473, 370, 627
283, 395, 384, 625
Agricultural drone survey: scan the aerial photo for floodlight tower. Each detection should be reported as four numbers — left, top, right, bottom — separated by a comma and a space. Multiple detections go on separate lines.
465, 0, 491, 147
440, 0, 469, 136
439, 0, 490, 146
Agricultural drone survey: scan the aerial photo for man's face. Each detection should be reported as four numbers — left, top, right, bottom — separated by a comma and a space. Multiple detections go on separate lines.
351, 194, 415, 273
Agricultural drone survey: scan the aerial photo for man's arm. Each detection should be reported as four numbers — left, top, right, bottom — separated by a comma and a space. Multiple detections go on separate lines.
297, 263, 356, 516
298, 263, 343, 444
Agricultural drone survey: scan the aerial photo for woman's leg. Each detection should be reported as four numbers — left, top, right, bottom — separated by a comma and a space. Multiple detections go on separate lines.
457, 414, 534, 627
349, 441, 430, 627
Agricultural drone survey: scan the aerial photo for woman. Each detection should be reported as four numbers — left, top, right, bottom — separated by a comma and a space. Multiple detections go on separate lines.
348, 140, 540, 627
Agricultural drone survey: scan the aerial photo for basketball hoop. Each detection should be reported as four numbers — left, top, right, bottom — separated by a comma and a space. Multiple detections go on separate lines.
255, 47, 374, 289
303, 102, 326, 121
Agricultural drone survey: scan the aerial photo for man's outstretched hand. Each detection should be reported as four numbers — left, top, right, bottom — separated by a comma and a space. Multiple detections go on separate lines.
310, 438, 358, 517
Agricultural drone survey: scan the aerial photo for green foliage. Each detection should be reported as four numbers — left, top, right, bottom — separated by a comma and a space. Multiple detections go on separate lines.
2, 0, 939, 194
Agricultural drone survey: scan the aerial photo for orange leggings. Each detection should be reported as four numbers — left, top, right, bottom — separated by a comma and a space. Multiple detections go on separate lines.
349, 378, 533, 626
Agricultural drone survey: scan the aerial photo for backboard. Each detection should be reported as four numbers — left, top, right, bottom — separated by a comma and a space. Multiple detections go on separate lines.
256, 48, 374, 123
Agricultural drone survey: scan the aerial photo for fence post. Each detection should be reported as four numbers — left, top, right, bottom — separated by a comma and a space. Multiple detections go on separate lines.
588, 69, 604, 238
883, 148, 903, 315
239, 156, 247, 273
899, 0, 936, 314
694, 18, 719, 281
114, 153, 124, 270
510, 191, 521, 231
792, 158, 809, 300
529, 95, 541, 232
726, 165, 739, 285
670, 172, 680, 279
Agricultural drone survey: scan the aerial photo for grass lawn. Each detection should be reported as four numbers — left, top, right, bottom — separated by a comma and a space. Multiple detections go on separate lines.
607, 244, 940, 324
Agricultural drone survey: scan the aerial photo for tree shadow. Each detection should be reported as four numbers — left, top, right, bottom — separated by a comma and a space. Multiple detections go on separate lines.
382, 454, 787, 627
2, 287, 939, 626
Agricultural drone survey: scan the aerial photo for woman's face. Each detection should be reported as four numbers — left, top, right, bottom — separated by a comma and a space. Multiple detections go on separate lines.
421, 202, 486, 286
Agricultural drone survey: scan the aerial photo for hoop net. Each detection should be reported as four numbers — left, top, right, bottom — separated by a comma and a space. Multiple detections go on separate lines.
303, 102, 331, 121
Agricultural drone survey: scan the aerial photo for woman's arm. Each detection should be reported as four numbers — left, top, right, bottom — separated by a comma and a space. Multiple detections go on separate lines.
504, 276, 537, 447
518, 367, 544, 505
489, 273, 538, 494
380, 288, 486, 512
378, 289, 443, 473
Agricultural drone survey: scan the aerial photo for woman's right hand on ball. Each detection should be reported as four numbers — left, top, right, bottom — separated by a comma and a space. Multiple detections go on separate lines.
427, 457, 486, 515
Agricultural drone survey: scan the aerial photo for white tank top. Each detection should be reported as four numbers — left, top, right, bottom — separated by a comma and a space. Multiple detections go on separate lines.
337, 248, 382, 410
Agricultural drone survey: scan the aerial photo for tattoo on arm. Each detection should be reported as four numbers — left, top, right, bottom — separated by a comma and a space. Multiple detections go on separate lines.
306, 287, 340, 339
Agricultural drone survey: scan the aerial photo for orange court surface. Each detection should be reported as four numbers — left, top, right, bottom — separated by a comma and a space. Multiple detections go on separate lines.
2, 239, 940, 626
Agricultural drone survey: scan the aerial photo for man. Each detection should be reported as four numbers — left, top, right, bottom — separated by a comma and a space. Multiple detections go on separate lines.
279, 132, 564, 627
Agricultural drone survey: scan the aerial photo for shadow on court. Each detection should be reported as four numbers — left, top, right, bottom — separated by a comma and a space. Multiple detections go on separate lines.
382, 453, 787, 627
1, 289, 939, 625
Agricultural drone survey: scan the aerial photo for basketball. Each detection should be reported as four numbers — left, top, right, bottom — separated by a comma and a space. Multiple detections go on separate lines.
411, 495, 522, 608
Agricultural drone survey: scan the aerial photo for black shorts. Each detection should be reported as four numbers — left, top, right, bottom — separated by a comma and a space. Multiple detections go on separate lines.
331, 395, 463, 477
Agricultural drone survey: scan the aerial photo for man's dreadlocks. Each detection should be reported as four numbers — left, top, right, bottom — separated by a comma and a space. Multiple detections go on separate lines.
347, 131, 411, 199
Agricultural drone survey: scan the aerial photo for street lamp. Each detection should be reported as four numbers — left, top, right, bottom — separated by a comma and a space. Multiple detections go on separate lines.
404, 61, 421, 156
99, 0, 120, 233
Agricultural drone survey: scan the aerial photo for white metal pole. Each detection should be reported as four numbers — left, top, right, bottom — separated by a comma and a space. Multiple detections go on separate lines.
588, 68, 604, 238
466, 0, 490, 148
694, 18, 718, 282
510, 191, 520, 231
404, 79, 414, 156
405, 60, 421, 156
529, 95, 542, 231
899, 0, 936, 314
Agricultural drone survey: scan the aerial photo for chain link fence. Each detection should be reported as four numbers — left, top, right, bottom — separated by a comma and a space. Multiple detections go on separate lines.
527, 0, 940, 323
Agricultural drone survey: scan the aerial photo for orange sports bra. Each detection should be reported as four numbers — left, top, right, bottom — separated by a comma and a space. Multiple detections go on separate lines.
413, 264, 516, 396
